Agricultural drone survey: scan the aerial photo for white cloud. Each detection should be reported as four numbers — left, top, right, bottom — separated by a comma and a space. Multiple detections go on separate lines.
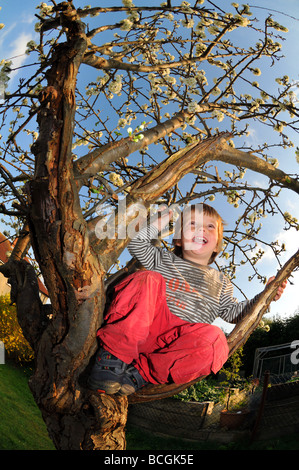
6, 32, 33, 81
253, 226, 298, 265
244, 126, 259, 147
260, 226, 299, 317
276, 227, 298, 260
0, 23, 17, 50
0, 7, 37, 86
244, 226, 298, 317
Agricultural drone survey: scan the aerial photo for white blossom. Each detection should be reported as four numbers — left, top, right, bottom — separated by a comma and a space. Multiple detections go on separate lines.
108, 75, 122, 94
251, 68, 261, 76
211, 110, 225, 122
187, 100, 201, 113
118, 118, 127, 128
120, 18, 133, 31
182, 77, 197, 88
211, 86, 221, 96
122, 0, 134, 6
109, 172, 124, 187
234, 14, 250, 27
273, 122, 285, 133
269, 157, 279, 167
208, 26, 220, 36
181, 18, 194, 28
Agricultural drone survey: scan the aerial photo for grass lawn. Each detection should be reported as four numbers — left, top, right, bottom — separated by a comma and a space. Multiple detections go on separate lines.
0, 362, 55, 450
1, 361, 299, 451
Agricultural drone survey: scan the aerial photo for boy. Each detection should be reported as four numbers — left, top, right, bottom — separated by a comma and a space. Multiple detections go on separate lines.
88, 203, 286, 395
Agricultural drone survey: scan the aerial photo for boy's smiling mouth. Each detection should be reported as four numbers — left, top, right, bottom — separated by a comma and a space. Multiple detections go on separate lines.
193, 236, 208, 245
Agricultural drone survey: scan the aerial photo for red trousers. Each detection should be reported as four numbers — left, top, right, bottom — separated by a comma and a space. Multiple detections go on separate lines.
98, 271, 229, 384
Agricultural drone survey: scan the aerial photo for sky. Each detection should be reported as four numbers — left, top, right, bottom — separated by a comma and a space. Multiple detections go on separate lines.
0, 0, 298, 330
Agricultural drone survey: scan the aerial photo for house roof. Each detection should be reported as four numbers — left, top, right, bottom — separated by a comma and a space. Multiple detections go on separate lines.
0, 232, 49, 298
0, 232, 12, 264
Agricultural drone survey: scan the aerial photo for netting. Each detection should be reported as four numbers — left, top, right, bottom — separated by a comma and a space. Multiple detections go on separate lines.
128, 375, 299, 442
252, 342, 299, 384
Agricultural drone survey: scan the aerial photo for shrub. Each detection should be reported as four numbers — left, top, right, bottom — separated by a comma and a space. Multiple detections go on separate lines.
0, 294, 34, 363
173, 378, 227, 404
173, 348, 249, 404
220, 347, 245, 387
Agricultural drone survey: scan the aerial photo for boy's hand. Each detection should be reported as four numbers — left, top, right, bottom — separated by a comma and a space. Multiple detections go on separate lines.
266, 276, 288, 301
151, 207, 173, 232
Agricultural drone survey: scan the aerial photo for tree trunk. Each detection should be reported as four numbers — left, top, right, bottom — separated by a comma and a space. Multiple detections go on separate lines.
0, 256, 129, 450
9, 4, 129, 450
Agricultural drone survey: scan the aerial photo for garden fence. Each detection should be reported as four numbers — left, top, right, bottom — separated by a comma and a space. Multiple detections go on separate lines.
128, 372, 299, 443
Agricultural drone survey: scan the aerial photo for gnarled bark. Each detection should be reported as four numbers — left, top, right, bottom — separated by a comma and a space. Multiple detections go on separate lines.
0, 258, 128, 450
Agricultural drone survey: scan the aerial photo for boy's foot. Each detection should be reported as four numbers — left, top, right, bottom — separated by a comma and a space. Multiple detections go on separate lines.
119, 365, 148, 396
87, 348, 128, 394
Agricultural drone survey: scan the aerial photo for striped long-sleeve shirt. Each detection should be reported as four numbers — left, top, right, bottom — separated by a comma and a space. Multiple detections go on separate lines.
128, 225, 258, 325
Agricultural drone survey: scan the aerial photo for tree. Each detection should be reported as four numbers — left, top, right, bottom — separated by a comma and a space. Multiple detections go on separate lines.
0, 1, 298, 450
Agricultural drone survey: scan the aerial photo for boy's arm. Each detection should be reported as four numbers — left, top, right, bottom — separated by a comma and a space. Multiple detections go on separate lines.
219, 280, 259, 324
127, 208, 173, 270
150, 208, 173, 233
220, 295, 261, 324
219, 276, 287, 324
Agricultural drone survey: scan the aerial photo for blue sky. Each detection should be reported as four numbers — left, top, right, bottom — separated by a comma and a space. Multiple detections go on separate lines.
0, 1, 298, 329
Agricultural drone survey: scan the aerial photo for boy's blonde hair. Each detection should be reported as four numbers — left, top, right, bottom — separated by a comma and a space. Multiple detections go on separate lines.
172, 203, 225, 264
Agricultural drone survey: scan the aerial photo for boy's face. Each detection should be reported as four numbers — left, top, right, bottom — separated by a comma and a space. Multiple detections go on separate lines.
177, 209, 219, 266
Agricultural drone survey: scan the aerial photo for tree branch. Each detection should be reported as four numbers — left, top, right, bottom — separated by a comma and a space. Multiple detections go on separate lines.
0, 259, 49, 349
227, 247, 299, 355
74, 111, 186, 179
9, 222, 31, 261
91, 132, 232, 270
74, 105, 227, 184
82, 50, 227, 73
215, 144, 299, 194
